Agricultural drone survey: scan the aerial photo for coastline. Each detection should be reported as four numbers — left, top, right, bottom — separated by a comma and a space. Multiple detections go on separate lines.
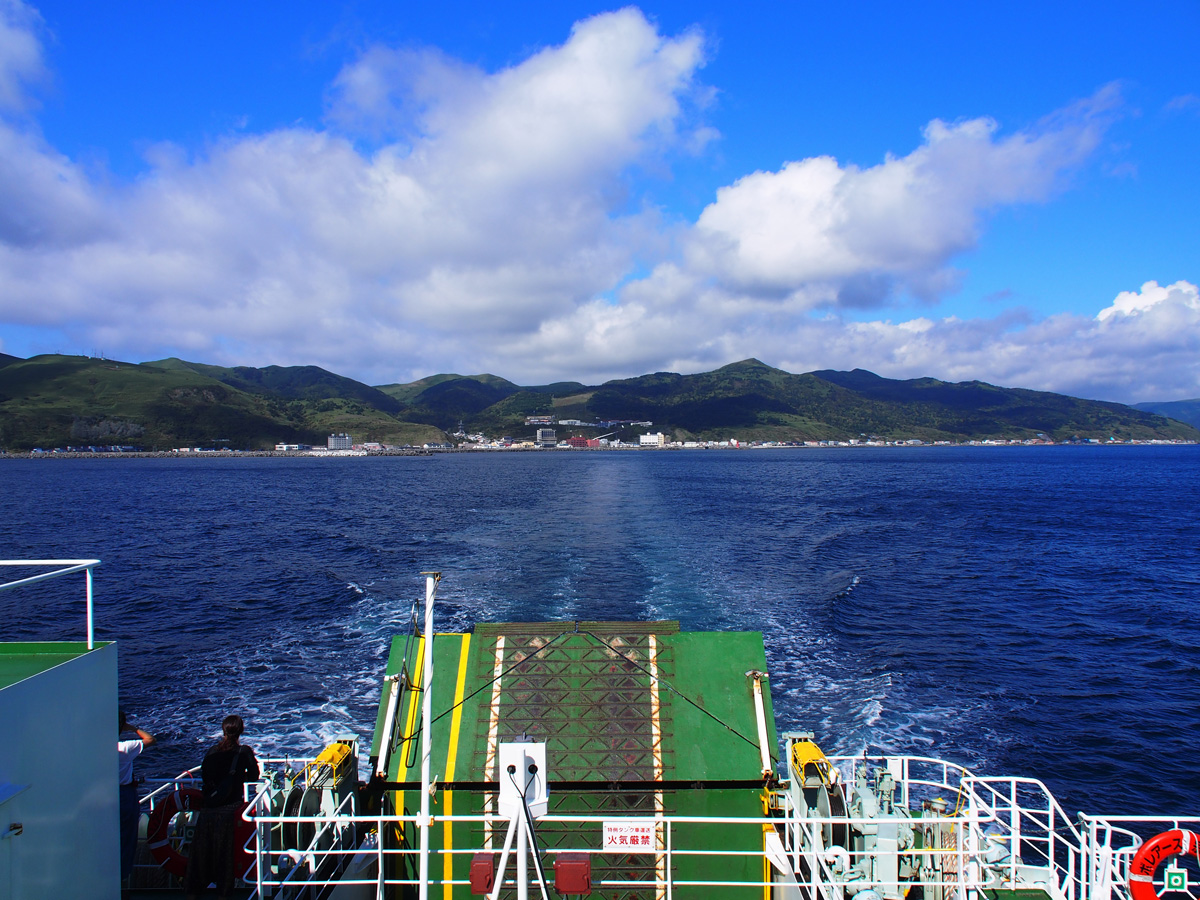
0, 438, 1193, 460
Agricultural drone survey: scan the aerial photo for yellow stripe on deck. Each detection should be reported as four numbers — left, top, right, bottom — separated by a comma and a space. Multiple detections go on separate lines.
400, 636, 426, 775
391, 635, 426, 825
443, 633, 472, 899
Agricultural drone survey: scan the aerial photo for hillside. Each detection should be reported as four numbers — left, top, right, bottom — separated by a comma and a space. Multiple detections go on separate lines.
149, 358, 404, 414
378, 374, 523, 428
1134, 399, 1200, 431
1, 354, 1196, 450
0, 355, 443, 450
575, 360, 1196, 442
382, 359, 1195, 443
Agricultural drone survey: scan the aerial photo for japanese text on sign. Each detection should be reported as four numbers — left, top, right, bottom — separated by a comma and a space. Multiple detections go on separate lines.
602, 821, 656, 851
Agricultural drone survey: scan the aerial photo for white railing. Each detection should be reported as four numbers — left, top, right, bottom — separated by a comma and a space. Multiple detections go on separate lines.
0, 559, 101, 648
960, 775, 1084, 900
218, 753, 994, 899
1077, 815, 1200, 900
239, 807, 781, 897
133, 754, 1195, 900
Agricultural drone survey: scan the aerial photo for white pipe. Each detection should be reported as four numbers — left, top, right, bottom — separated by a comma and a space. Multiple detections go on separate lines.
489, 817, 519, 900
418, 572, 439, 900
0, 559, 101, 587
374, 674, 402, 779
517, 806, 528, 900
0, 560, 100, 647
747, 671, 772, 777
86, 566, 94, 649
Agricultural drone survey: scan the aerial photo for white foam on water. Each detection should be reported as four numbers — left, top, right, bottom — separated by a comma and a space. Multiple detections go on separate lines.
859, 698, 883, 727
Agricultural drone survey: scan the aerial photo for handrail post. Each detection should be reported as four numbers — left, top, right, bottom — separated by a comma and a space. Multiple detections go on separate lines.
666, 818, 673, 900
418, 572, 440, 900
377, 809, 386, 900
86, 564, 95, 649
254, 788, 265, 900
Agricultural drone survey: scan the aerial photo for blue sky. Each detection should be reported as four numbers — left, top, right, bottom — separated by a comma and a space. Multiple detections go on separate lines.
1, 0, 1197, 402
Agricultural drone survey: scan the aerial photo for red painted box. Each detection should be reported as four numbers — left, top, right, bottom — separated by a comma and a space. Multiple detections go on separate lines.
554, 852, 592, 895
469, 853, 495, 894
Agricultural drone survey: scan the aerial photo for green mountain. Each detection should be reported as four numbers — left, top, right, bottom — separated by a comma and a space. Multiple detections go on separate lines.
1133, 399, 1200, 431
1, 354, 1195, 450
575, 359, 1196, 442
148, 358, 403, 414
387, 358, 1193, 443
0, 355, 443, 450
375, 374, 594, 432
378, 374, 523, 427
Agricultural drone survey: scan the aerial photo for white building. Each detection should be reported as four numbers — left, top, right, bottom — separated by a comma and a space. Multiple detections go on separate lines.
328, 433, 353, 449
639, 432, 667, 447
535, 428, 557, 447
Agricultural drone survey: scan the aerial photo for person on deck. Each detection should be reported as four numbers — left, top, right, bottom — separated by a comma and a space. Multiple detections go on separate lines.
185, 714, 260, 900
118, 711, 156, 883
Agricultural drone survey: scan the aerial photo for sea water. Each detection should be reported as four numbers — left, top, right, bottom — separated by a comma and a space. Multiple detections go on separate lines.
2, 445, 1197, 815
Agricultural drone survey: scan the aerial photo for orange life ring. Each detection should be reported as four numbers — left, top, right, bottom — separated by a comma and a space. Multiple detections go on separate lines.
146, 787, 204, 877
1129, 829, 1200, 900
146, 788, 258, 880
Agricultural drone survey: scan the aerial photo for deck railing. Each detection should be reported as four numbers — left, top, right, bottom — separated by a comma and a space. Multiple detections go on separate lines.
210, 754, 1050, 899
0, 559, 101, 648
1077, 815, 1200, 900
132, 755, 1188, 900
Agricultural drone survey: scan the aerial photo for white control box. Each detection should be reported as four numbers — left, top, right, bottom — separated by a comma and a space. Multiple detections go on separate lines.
497, 741, 549, 818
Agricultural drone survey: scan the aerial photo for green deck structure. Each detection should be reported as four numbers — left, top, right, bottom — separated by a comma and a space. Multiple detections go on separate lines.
369, 621, 778, 898
0, 641, 95, 689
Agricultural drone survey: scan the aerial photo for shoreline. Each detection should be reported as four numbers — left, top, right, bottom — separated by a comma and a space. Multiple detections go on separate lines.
0, 439, 1193, 459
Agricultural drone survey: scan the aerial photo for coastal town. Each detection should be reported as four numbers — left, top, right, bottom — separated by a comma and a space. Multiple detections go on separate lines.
4, 422, 1191, 458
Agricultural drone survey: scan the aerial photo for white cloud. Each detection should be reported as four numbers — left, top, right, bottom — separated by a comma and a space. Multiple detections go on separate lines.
1096, 279, 1199, 322
683, 88, 1117, 305
464, 278, 1200, 404
0, 8, 1195, 406
0, 8, 709, 375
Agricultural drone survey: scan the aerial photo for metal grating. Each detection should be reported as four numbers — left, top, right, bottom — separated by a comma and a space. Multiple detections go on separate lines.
470, 626, 675, 782
469, 624, 678, 898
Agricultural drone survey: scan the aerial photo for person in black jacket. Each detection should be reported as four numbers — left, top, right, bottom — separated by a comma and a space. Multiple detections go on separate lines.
184, 714, 260, 899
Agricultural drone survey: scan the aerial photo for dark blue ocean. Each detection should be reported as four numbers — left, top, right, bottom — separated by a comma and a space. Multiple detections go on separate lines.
2, 447, 1197, 816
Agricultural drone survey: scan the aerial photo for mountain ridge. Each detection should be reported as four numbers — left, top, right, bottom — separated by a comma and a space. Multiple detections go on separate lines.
1133, 398, 1200, 430
0, 354, 1195, 449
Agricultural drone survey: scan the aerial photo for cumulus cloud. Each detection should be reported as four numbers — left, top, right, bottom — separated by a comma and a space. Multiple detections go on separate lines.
480, 280, 1200, 403
682, 88, 1118, 305
1097, 280, 1199, 321
0, 7, 1194, 405
0, 8, 708, 372
802, 281, 1200, 403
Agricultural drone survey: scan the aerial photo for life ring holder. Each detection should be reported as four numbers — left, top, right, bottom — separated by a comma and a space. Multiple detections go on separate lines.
146, 787, 204, 877
1129, 829, 1200, 900
146, 787, 257, 880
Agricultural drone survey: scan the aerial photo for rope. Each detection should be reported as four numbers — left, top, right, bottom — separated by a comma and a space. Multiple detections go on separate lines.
578, 628, 764, 754
400, 629, 574, 741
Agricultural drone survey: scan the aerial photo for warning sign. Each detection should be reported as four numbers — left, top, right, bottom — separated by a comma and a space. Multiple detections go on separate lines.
602, 821, 656, 852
